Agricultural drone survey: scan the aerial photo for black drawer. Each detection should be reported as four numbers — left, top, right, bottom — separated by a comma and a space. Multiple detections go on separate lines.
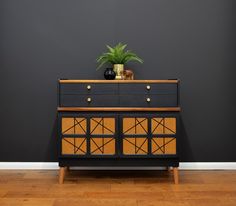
60, 95, 119, 107
60, 83, 118, 95
119, 95, 178, 107
119, 83, 177, 95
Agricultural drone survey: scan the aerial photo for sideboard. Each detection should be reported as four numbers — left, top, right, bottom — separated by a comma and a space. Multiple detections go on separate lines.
57, 79, 180, 184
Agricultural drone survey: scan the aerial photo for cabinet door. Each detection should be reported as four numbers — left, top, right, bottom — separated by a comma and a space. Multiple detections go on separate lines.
120, 114, 178, 157
59, 113, 117, 157
121, 116, 149, 156
60, 116, 87, 156
89, 116, 116, 156
151, 117, 177, 155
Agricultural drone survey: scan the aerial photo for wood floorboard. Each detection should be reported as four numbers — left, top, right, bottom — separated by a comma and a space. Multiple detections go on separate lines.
0, 170, 236, 206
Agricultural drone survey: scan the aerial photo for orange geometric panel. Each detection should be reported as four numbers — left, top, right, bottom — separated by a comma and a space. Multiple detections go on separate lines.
123, 137, 148, 155
90, 137, 115, 155
151, 137, 176, 155
90, 118, 115, 135
62, 118, 87, 135
123, 118, 148, 135
151, 118, 176, 134
62, 138, 87, 155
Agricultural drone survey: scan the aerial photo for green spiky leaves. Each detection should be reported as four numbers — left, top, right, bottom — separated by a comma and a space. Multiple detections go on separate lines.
96, 43, 143, 70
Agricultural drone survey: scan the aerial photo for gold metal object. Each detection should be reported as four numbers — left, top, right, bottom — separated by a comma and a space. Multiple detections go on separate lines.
146, 98, 151, 102
113, 64, 124, 80
87, 97, 92, 103
87, 85, 91, 90
146, 85, 151, 90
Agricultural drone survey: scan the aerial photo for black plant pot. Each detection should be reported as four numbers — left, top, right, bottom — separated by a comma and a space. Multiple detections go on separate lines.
104, 68, 116, 80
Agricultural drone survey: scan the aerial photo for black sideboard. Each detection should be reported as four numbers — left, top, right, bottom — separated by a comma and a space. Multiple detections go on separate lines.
57, 80, 181, 184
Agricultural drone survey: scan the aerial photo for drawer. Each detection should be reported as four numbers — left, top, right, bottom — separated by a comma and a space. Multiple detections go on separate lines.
60, 95, 119, 107
119, 95, 178, 107
60, 83, 118, 95
119, 83, 177, 95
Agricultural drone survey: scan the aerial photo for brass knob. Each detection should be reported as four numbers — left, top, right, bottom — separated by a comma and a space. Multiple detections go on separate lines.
146, 85, 151, 90
87, 97, 92, 103
87, 85, 91, 90
146, 98, 151, 102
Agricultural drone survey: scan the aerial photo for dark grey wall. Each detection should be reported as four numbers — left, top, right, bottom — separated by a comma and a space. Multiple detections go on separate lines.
1, 0, 236, 162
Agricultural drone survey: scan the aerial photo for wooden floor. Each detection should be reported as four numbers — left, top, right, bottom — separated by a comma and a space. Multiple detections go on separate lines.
0, 170, 236, 206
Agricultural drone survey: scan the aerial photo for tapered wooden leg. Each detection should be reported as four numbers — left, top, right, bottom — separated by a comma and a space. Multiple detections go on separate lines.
173, 167, 179, 184
59, 167, 66, 184
168, 166, 172, 172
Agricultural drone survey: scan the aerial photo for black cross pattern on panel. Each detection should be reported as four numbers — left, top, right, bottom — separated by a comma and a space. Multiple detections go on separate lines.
152, 118, 176, 134
124, 138, 148, 154
123, 118, 148, 135
62, 118, 86, 135
90, 118, 115, 135
63, 138, 86, 154
90, 138, 114, 154
152, 137, 175, 154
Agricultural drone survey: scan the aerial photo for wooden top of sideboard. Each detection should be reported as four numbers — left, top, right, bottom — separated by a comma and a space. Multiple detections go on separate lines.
59, 79, 179, 83
57, 107, 181, 112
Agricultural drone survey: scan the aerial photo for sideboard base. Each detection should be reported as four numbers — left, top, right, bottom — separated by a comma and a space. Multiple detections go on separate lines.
58, 157, 179, 184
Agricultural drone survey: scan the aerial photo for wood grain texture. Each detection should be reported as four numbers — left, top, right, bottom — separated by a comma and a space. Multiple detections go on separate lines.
123, 118, 148, 135
151, 117, 176, 134
173, 167, 179, 184
1, 170, 236, 206
57, 107, 181, 112
90, 118, 115, 135
90, 138, 115, 155
151, 138, 176, 155
62, 138, 87, 155
59, 79, 179, 83
59, 167, 66, 184
61, 118, 87, 135
123, 138, 148, 155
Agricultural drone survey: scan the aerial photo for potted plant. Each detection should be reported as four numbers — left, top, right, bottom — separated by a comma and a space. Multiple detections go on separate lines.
96, 43, 143, 79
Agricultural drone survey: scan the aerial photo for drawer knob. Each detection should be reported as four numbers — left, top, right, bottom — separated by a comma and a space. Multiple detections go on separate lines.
87, 97, 92, 103
146, 97, 151, 102
87, 85, 91, 90
146, 85, 151, 90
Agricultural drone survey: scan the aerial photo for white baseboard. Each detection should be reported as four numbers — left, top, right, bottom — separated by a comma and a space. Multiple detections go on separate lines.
179, 162, 236, 170
0, 162, 236, 170
0, 162, 58, 170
